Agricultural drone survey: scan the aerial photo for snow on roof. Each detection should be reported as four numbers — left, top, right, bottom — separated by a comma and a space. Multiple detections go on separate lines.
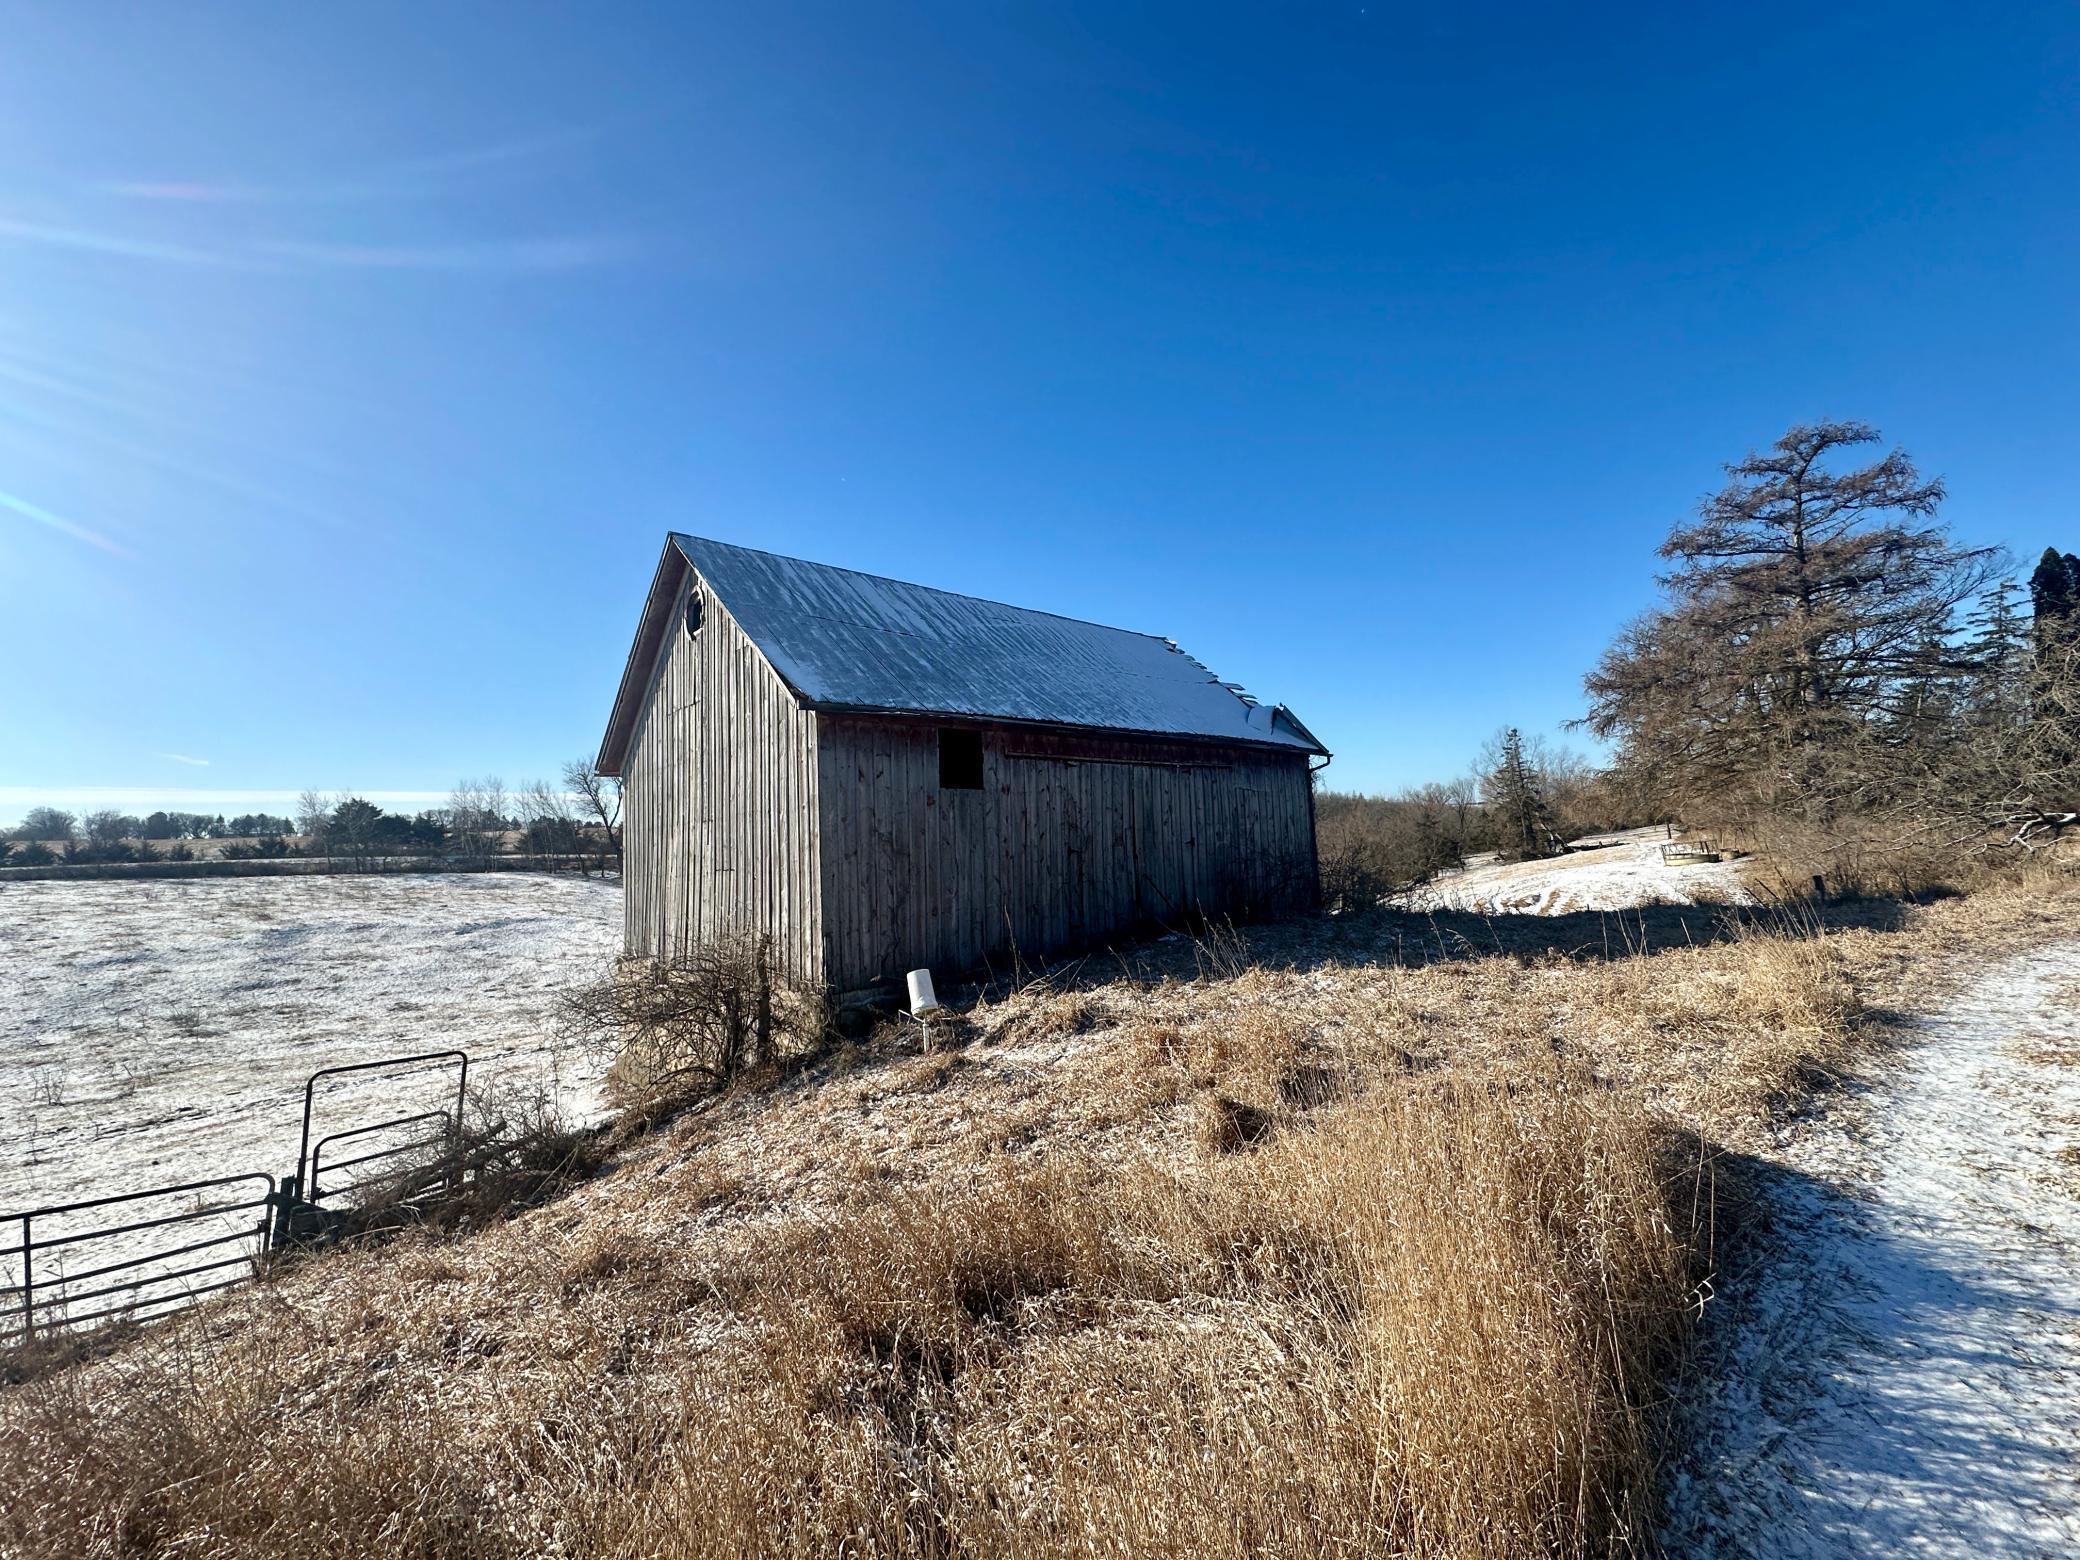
666, 533, 1325, 753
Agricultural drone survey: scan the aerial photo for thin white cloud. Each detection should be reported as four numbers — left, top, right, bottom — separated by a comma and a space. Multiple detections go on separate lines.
0, 486, 127, 556
392, 126, 601, 172
158, 753, 211, 768
98, 127, 602, 207
99, 181, 248, 204
13, 129, 634, 281
0, 215, 633, 276
256, 234, 638, 273
0, 215, 232, 267
0, 385, 348, 536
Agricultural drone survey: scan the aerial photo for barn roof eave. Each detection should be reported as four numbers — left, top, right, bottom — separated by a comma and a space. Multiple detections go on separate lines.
798, 699, 1330, 758
595, 540, 690, 777
1269, 704, 1332, 758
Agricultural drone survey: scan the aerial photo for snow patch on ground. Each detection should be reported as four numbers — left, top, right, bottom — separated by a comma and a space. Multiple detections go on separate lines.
1398, 830, 1752, 916
1664, 943, 2080, 1556
0, 874, 623, 1221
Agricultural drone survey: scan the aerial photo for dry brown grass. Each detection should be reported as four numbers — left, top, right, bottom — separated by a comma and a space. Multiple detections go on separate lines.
5, 880, 2073, 1558
1718, 812, 2080, 903
0, 1067, 1694, 1557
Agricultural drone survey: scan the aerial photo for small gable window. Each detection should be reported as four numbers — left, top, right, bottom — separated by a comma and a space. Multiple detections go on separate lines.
938, 728, 984, 790
684, 587, 704, 639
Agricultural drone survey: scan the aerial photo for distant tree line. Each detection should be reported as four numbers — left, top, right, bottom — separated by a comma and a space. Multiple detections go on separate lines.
1316, 727, 1628, 910
1582, 419, 2079, 890
0, 809, 299, 843
1, 759, 622, 873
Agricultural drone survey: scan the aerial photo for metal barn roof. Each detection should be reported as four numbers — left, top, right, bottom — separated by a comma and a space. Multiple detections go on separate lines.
597, 533, 1327, 773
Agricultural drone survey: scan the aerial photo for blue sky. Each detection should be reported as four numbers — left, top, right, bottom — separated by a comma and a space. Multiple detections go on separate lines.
1, 2, 2075, 816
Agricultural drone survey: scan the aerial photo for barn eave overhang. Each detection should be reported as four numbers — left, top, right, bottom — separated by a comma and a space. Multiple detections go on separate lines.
599, 532, 1332, 773
799, 699, 1330, 760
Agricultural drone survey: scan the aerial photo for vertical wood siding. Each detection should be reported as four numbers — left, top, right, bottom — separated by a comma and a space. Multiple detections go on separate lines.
815, 717, 1316, 990
620, 574, 822, 982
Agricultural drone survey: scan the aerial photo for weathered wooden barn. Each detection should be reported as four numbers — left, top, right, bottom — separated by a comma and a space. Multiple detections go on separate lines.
596, 534, 1328, 992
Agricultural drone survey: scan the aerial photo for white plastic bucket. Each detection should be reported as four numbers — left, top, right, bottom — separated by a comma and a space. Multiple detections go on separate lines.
906, 968, 942, 1016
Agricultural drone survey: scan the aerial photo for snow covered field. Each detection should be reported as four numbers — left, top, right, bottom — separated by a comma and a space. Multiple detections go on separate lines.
1397, 827, 1753, 916
1664, 942, 2080, 1556
0, 874, 623, 1226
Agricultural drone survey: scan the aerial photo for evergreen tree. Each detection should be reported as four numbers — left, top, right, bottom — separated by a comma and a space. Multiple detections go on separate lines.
2028, 547, 2080, 651
326, 797, 387, 865
1963, 582, 2030, 744
2025, 547, 2080, 806
1585, 421, 2000, 826
1486, 727, 1557, 860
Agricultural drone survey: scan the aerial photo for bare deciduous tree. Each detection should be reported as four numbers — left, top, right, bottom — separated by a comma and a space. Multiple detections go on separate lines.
519, 779, 583, 860
447, 777, 510, 862
82, 810, 142, 846
562, 756, 623, 865
12, 806, 78, 843
559, 932, 818, 1103
295, 789, 334, 842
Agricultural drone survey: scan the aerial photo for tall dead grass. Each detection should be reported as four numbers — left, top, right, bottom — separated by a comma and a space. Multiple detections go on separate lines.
1575, 901, 1868, 1129
657, 1069, 1692, 1556
0, 1064, 1697, 1557
0, 901, 1934, 1559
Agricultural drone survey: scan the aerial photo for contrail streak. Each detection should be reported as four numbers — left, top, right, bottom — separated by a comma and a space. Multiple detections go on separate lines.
0, 487, 126, 556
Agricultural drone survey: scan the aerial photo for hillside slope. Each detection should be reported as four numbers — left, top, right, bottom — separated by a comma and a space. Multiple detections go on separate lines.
1398, 829, 1752, 917
4, 884, 2075, 1557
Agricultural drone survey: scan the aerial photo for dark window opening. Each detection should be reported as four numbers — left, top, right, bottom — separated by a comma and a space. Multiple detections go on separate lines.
684, 588, 704, 639
939, 728, 984, 790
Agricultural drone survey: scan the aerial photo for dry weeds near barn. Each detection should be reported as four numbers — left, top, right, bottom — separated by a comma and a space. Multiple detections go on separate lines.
598, 534, 1329, 990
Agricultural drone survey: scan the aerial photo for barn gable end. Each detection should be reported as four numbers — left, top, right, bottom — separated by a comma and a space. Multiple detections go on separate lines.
617, 557, 822, 982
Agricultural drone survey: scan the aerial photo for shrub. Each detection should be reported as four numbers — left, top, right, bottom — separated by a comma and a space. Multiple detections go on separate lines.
59, 839, 143, 865
221, 836, 295, 861
561, 931, 829, 1106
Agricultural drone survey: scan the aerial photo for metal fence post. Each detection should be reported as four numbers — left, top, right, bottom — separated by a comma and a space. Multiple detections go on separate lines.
271, 1174, 298, 1252
18, 1213, 30, 1342
451, 1056, 469, 1193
